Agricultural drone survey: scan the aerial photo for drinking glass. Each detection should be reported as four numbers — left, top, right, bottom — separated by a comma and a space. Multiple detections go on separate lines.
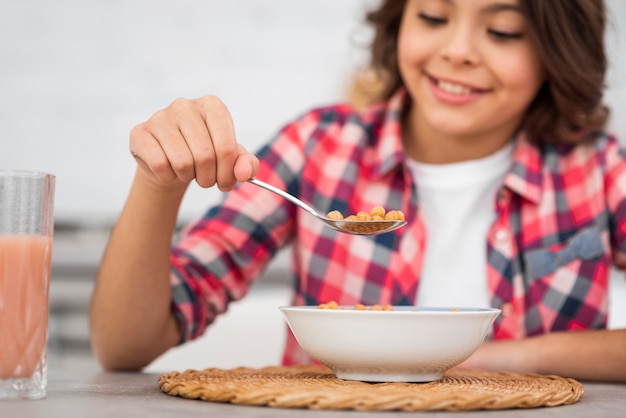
0, 170, 55, 400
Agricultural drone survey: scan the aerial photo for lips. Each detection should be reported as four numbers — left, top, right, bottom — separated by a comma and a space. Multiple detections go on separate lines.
425, 73, 491, 104
427, 74, 490, 95
437, 80, 473, 95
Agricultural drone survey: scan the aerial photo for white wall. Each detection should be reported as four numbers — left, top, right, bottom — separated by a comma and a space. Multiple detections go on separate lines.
1, 0, 625, 224
0, 0, 375, 223
606, 0, 626, 138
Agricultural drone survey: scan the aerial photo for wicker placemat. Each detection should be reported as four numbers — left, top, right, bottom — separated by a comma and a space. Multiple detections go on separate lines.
158, 365, 584, 411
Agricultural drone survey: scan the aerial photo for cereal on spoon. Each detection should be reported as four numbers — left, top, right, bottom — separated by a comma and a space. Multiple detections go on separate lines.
326, 206, 405, 222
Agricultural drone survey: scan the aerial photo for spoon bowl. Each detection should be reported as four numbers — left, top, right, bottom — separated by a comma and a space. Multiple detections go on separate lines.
247, 178, 406, 236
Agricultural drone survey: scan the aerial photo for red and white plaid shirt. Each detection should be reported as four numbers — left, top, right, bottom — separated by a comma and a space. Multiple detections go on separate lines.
170, 89, 626, 365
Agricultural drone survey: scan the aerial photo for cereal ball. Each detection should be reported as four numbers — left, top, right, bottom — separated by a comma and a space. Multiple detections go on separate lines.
371, 215, 385, 220
318, 300, 339, 309
356, 211, 372, 221
384, 210, 405, 221
345, 215, 358, 221
354, 304, 366, 310
326, 210, 344, 220
370, 206, 386, 218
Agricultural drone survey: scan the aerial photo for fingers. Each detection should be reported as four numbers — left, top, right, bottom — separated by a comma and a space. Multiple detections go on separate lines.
130, 123, 181, 185
146, 104, 197, 183
195, 96, 239, 190
129, 96, 257, 191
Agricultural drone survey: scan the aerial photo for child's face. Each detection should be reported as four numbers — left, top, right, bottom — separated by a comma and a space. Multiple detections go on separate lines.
398, 0, 545, 141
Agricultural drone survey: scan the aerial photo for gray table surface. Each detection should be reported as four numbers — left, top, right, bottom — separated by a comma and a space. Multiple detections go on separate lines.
1, 367, 625, 418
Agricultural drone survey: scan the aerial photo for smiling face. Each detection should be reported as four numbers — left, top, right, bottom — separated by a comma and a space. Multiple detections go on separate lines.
398, 0, 545, 163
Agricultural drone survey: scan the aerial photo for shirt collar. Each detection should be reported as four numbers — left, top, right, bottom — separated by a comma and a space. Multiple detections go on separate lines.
369, 88, 544, 204
503, 131, 543, 204
369, 89, 409, 179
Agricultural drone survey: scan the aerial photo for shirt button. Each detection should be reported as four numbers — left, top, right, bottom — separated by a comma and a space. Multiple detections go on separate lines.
494, 228, 509, 243
501, 303, 514, 317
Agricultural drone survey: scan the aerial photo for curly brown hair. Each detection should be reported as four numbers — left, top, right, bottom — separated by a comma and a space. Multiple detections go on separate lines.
357, 0, 609, 144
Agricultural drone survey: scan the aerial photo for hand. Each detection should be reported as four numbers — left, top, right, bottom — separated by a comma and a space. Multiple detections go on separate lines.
454, 339, 534, 374
129, 95, 259, 191
453, 329, 626, 382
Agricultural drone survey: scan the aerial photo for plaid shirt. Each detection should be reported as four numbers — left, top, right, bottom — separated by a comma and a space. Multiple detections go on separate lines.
170, 89, 626, 365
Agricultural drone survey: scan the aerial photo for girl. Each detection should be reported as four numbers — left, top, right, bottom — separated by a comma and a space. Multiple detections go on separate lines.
90, 0, 626, 382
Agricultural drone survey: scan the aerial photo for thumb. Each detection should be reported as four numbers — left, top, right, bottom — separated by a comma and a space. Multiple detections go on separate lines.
233, 145, 259, 182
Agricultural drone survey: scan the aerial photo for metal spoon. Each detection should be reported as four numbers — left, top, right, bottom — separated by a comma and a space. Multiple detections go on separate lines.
247, 178, 406, 236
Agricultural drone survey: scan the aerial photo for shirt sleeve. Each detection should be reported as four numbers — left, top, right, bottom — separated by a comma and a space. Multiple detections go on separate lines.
168, 111, 319, 343
602, 133, 626, 271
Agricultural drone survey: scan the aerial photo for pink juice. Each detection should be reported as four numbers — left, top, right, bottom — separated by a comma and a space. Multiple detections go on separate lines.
0, 235, 52, 379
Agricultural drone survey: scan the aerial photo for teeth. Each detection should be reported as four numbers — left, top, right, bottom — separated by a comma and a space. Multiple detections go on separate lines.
437, 80, 472, 95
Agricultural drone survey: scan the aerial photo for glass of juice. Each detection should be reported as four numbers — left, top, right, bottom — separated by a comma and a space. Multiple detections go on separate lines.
0, 170, 55, 400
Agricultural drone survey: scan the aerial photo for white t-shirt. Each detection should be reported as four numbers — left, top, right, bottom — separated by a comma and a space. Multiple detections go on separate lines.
407, 143, 514, 308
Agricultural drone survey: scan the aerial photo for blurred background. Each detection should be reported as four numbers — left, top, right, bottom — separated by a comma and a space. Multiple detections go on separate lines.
1, 0, 625, 372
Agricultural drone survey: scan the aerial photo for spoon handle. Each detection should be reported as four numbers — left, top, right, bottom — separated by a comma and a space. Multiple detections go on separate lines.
247, 178, 322, 219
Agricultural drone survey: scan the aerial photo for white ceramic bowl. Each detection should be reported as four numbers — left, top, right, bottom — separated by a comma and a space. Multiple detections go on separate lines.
280, 306, 500, 383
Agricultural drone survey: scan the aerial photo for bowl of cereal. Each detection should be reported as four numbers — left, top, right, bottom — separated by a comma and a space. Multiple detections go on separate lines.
279, 303, 500, 383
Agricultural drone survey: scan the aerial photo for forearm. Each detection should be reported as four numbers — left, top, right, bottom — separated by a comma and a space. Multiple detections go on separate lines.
460, 328, 626, 382
89, 170, 186, 371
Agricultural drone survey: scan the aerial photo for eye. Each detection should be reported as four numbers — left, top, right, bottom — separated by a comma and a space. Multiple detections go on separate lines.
418, 12, 447, 27
488, 29, 523, 41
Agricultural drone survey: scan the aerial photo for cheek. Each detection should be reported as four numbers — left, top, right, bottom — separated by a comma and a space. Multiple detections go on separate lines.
397, 28, 433, 73
397, 36, 417, 74
495, 49, 545, 96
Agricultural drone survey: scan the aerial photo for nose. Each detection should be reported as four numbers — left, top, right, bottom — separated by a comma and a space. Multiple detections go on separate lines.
440, 23, 478, 66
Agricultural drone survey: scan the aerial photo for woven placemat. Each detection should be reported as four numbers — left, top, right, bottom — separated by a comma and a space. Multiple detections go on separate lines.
158, 365, 584, 411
